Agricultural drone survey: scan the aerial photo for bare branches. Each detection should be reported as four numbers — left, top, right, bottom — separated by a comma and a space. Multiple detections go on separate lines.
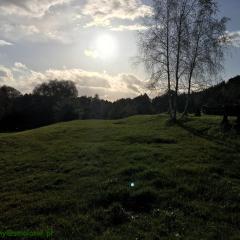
137, 0, 228, 121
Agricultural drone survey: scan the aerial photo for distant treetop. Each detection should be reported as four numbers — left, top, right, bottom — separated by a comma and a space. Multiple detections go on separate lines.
0, 85, 22, 99
33, 80, 78, 99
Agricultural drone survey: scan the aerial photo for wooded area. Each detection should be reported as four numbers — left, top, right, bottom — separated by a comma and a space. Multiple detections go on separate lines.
1, 76, 240, 131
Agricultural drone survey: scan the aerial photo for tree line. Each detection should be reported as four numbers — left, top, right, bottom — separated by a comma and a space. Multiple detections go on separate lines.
1, 76, 240, 131
0, 80, 154, 131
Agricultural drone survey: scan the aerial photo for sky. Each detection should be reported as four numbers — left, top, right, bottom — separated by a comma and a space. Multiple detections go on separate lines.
0, 0, 239, 101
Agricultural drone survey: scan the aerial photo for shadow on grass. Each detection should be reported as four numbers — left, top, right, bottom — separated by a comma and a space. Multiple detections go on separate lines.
176, 120, 240, 153
124, 135, 177, 145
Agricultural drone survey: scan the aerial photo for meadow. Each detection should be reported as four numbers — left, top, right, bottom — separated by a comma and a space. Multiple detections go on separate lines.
0, 115, 240, 239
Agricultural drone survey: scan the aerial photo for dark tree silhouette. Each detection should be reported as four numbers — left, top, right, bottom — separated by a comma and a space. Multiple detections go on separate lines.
0, 86, 22, 123
0, 86, 22, 99
1, 76, 240, 132
33, 80, 78, 99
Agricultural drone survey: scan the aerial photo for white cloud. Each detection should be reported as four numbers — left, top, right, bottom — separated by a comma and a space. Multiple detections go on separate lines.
111, 24, 148, 31
0, 19, 73, 44
0, 0, 80, 43
14, 62, 27, 69
0, 0, 152, 43
0, 64, 147, 101
0, 39, 13, 46
82, 0, 153, 27
225, 31, 240, 48
0, 24, 40, 42
14, 62, 28, 71
0, 66, 14, 83
0, 0, 72, 17
20, 25, 40, 35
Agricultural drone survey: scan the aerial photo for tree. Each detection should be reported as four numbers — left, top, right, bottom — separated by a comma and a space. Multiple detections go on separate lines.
0, 86, 21, 120
0, 86, 21, 99
33, 80, 78, 99
138, 0, 228, 121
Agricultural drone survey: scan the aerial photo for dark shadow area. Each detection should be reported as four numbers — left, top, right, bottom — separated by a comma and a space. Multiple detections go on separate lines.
124, 136, 177, 145
177, 120, 240, 153
1, 75, 240, 132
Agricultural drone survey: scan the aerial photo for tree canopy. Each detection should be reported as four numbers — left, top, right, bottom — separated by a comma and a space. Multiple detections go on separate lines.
33, 80, 78, 99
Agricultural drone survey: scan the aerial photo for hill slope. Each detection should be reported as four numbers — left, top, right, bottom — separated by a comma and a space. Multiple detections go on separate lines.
0, 115, 240, 239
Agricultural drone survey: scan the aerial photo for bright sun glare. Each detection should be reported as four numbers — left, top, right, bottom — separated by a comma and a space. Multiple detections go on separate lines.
95, 34, 117, 60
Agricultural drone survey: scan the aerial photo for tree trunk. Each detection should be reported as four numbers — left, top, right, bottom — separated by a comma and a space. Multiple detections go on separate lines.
173, 2, 186, 122
181, 72, 192, 118
181, 27, 201, 119
182, 92, 190, 118
168, 91, 173, 119
173, 81, 178, 122
173, 34, 182, 121
166, 2, 173, 120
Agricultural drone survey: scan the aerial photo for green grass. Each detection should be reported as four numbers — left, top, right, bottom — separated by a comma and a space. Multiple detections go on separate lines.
0, 115, 240, 239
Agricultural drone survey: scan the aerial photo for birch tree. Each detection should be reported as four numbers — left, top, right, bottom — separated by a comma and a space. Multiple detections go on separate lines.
138, 0, 228, 121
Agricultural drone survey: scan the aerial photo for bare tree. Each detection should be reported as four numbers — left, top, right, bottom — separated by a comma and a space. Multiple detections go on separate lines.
180, 0, 228, 118
138, 0, 175, 118
138, 0, 228, 122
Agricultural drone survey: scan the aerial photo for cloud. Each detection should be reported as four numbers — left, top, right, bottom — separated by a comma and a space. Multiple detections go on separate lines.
0, 0, 78, 43
0, 0, 72, 17
0, 17, 74, 43
19, 25, 40, 35
82, 0, 153, 27
0, 39, 13, 46
84, 49, 99, 59
0, 0, 151, 43
14, 62, 27, 69
110, 24, 148, 31
13, 62, 28, 73
0, 66, 14, 83
0, 63, 147, 101
0, 24, 40, 42
225, 31, 240, 48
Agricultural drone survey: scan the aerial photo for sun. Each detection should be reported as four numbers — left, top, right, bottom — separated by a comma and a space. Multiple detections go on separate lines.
95, 34, 117, 60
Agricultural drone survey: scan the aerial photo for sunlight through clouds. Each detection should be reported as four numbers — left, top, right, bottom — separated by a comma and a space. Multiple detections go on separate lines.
82, 0, 153, 28
0, 63, 147, 101
225, 31, 240, 48
0, 0, 238, 86
110, 24, 148, 31
84, 49, 99, 59
84, 34, 118, 60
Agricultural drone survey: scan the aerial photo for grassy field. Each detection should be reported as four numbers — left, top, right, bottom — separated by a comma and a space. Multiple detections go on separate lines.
0, 115, 240, 240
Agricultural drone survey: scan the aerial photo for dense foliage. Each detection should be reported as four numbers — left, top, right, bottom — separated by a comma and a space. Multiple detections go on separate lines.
0, 76, 240, 131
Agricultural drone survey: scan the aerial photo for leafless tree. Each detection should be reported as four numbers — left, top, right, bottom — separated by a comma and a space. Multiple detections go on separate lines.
138, 0, 228, 121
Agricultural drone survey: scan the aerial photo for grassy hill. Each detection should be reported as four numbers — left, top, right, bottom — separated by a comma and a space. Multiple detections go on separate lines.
0, 115, 240, 239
